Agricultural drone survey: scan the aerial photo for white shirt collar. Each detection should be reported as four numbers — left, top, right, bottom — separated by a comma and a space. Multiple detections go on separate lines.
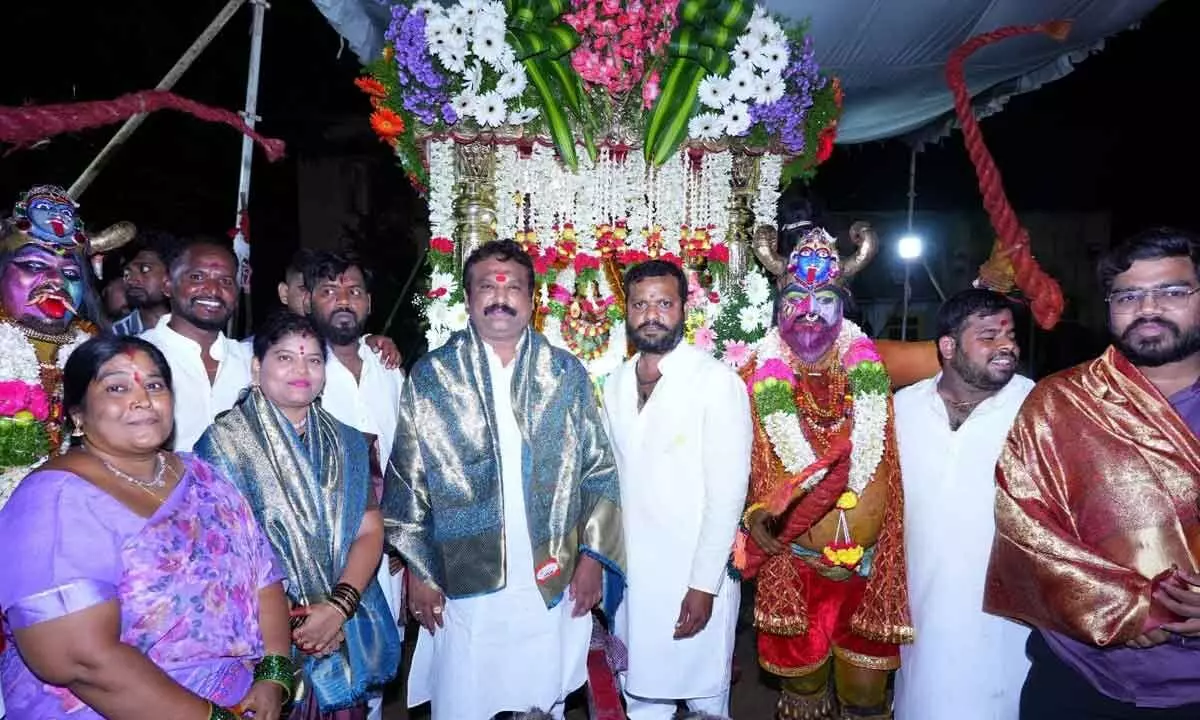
151, 313, 232, 361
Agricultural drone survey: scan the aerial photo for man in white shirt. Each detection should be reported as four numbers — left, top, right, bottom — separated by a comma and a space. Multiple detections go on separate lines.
303, 250, 405, 720
382, 240, 623, 720
602, 260, 751, 719
140, 238, 252, 452
892, 289, 1035, 720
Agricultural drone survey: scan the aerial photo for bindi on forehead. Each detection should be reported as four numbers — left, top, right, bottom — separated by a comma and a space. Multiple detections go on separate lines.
495, 273, 507, 283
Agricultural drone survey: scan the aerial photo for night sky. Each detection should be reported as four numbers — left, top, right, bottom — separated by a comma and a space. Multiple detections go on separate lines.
1, 0, 1195, 346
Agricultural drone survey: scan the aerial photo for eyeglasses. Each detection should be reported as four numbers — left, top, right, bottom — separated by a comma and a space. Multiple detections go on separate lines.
1106, 286, 1200, 314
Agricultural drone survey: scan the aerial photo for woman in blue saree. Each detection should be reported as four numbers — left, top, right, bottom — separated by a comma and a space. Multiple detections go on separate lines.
195, 311, 400, 719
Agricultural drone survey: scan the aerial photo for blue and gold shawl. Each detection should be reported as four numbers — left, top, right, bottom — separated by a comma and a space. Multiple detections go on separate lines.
382, 325, 624, 610
194, 388, 401, 712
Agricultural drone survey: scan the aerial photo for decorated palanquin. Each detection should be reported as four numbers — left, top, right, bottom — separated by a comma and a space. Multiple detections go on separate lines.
0, 185, 133, 506
359, 0, 844, 376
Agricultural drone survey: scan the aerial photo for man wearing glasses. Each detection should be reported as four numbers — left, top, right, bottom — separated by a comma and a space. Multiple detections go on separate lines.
985, 227, 1200, 718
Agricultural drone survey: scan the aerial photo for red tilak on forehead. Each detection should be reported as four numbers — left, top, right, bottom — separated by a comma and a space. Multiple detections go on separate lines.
132, 370, 143, 384
495, 273, 507, 283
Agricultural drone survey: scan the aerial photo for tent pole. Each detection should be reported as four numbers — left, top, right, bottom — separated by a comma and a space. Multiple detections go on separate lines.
230, 0, 269, 337
69, 0, 249, 198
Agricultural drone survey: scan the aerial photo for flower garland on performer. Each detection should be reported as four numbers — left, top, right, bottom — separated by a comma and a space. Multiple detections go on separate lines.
0, 322, 91, 505
745, 320, 889, 567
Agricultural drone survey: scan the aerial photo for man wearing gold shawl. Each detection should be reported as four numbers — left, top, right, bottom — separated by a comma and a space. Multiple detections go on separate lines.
381, 240, 623, 720
986, 227, 1200, 717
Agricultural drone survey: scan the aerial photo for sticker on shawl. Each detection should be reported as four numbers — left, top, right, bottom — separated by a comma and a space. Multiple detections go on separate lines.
535, 558, 562, 584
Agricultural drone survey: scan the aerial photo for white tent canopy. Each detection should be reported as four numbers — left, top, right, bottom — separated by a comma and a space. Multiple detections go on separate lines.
312, 0, 1161, 143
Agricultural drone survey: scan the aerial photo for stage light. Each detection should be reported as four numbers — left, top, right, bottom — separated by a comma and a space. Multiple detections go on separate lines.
897, 234, 923, 261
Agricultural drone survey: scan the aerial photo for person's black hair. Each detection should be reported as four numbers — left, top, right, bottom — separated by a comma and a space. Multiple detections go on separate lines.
303, 250, 373, 293
936, 288, 1016, 342
283, 248, 317, 282
63, 334, 173, 420
166, 235, 236, 277
252, 310, 328, 361
622, 259, 687, 303
461, 239, 535, 297
1097, 227, 1200, 296
124, 230, 178, 269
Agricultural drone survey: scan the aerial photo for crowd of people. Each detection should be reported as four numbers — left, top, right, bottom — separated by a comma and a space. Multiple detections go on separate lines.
0, 182, 1198, 720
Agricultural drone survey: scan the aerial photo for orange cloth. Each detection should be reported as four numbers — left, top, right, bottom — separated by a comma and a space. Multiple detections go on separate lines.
984, 347, 1200, 646
740, 358, 912, 672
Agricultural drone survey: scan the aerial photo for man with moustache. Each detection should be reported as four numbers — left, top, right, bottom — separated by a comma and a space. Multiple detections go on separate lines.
140, 237, 251, 451
304, 249, 405, 720
986, 227, 1200, 718
382, 240, 623, 720
734, 221, 910, 720
601, 260, 751, 718
112, 232, 172, 336
892, 289, 1034, 720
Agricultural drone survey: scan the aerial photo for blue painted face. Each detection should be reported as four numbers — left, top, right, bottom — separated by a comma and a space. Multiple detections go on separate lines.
786, 245, 839, 293
24, 193, 79, 244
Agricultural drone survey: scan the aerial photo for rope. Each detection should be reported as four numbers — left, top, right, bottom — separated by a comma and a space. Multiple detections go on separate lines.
0, 89, 285, 161
945, 20, 1072, 329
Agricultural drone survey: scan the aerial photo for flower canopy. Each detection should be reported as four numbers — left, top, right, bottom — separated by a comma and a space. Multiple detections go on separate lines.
357, 0, 843, 377
362, 0, 841, 189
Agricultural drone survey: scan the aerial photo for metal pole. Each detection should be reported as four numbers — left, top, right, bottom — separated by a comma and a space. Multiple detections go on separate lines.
906, 148, 917, 234
901, 263, 911, 340
69, 0, 249, 198
230, 0, 269, 337
922, 259, 947, 301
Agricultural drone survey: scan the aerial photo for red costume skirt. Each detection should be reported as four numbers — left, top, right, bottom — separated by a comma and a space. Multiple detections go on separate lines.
758, 559, 900, 676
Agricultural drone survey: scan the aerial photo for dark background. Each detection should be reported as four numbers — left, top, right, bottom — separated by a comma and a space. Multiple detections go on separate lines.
2, 0, 1195, 365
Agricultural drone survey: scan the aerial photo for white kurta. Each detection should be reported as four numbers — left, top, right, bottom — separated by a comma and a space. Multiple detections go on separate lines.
893, 373, 1036, 720
407, 343, 592, 719
601, 343, 751, 703
319, 339, 407, 720
139, 314, 253, 452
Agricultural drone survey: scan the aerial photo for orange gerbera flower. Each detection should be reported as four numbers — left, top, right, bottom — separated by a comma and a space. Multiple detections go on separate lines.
355, 76, 388, 98
370, 108, 405, 140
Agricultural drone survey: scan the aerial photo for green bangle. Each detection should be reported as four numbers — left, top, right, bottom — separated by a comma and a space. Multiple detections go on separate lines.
208, 702, 239, 720
253, 654, 295, 703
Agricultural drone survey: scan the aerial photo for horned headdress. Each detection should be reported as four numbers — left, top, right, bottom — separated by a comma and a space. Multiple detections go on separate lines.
751, 221, 879, 291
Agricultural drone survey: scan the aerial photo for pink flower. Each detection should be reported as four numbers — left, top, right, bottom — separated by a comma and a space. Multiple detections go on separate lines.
751, 357, 796, 387
694, 324, 716, 353
723, 340, 752, 370
845, 338, 882, 367
549, 284, 573, 303
642, 70, 661, 109
0, 380, 38, 418
27, 386, 49, 421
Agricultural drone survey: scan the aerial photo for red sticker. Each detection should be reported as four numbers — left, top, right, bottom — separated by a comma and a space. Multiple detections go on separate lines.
495, 273, 508, 283
535, 558, 561, 584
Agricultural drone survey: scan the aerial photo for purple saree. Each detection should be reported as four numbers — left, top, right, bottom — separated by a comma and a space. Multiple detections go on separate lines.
0, 454, 283, 718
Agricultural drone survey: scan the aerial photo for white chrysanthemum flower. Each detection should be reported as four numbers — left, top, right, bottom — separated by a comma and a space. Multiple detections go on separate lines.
426, 13, 453, 50
473, 3, 506, 38
728, 65, 758, 102
463, 62, 483, 95
745, 272, 771, 306
738, 305, 764, 334
733, 33, 763, 66
472, 91, 507, 127
755, 72, 786, 105
755, 42, 789, 75
688, 112, 722, 140
507, 107, 538, 124
472, 25, 508, 68
496, 70, 528, 99
447, 304, 470, 330
447, 5, 471, 41
430, 270, 458, 297
697, 74, 732, 109
427, 300, 453, 328
458, 0, 483, 21
438, 47, 468, 74
477, 0, 506, 25
451, 93, 475, 120
721, 101, 752, 136
755, 300, 774, 328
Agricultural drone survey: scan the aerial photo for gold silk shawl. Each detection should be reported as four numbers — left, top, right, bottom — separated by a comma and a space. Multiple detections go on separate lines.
381, 325, 624, 608
985, 347, 1200, 646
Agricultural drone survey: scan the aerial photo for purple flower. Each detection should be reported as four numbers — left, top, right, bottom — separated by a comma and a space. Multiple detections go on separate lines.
386, 4, 451, 127
749, 35, 824, 154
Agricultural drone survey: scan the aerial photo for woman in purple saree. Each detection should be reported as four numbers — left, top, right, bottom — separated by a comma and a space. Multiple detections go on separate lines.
0, 335, 293, 720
